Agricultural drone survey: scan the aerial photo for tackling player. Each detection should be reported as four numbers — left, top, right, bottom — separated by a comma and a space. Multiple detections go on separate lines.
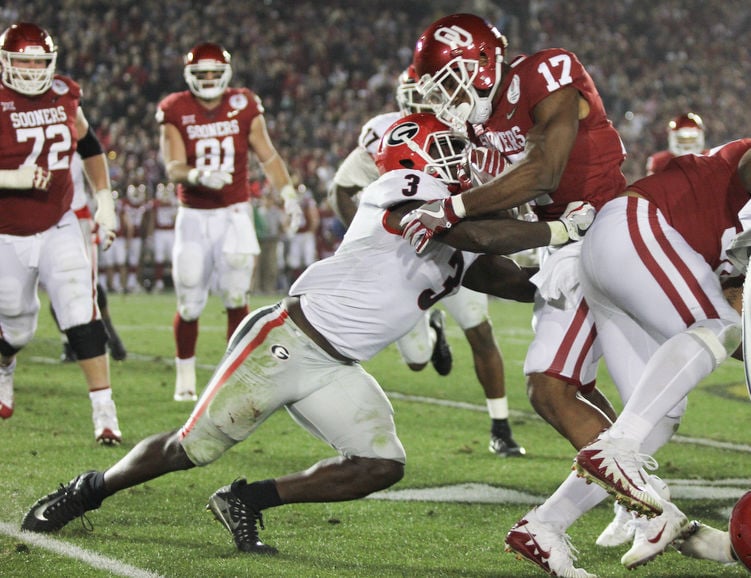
156, 42, 303, 402
329, 66, 527, 457
0, 22, 122, 444
20, 113, 591, 554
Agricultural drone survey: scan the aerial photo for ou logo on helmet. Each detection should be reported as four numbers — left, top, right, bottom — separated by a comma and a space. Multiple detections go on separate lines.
433, 25, 473, 49
386, 122, 420, 147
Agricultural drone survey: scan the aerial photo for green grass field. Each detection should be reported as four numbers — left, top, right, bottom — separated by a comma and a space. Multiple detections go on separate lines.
1, 291, 750, 577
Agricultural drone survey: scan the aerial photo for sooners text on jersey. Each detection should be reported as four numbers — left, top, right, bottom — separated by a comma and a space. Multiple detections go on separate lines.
0, 75, 80, 235
156, 88, 262, 209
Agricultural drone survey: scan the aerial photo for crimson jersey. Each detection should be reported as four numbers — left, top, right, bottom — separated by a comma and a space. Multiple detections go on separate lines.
630, 138, 751, 270
472, 48, 626, 221
646, 148, 709, 175
156, 88, 263, 209
0, 76, 80, 235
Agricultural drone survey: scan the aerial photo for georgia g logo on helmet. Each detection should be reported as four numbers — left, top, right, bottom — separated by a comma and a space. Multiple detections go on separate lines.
386, 122, 420, 147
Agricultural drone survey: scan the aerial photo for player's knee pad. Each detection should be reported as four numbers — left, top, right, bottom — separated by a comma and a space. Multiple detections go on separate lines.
65, 320, 108, 360
177, 296, 206, 322
687, 318, 741, 367
0, 277, 24, 317
174, 242, 204, 288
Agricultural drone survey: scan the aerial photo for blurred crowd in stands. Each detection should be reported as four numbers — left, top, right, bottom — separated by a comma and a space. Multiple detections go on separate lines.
3, 0, 750, 293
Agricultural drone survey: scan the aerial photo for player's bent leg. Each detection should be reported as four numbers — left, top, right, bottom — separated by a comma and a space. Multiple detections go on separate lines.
527, 372, 612, 450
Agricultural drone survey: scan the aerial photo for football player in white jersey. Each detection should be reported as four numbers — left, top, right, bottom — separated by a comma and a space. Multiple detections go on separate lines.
21, 113, 590, 554
329, 67, 527, 457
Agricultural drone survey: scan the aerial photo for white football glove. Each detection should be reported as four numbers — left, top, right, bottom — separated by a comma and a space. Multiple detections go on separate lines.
727, 229, 751, 274
0, 165, 52, 190
558, 201, 596, 243
187, 168, 232, 190
94, 189, 117, 251
280, 183, 304, 234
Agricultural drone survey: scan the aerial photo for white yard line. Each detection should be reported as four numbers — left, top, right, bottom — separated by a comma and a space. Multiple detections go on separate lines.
0, 522, 164, 578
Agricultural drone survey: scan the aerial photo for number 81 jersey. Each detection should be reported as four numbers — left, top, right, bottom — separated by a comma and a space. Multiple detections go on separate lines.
156, 87, 263, 209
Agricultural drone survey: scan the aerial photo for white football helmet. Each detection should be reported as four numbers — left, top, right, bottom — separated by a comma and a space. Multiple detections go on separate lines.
126, 183, 147, 206
395, 64, 434, 115
0, 22, 57, 96
668, 113, 705, 156
183, 42, 232, 100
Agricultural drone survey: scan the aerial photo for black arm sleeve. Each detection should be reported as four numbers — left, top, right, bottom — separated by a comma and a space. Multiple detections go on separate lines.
77, 126, 104, 159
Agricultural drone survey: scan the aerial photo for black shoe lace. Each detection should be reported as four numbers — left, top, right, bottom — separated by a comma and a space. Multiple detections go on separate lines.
48, 483, 94, 533
229, 497, 263, 543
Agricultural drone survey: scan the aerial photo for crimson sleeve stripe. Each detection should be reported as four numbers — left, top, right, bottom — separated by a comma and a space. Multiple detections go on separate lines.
180, 307, 288, 439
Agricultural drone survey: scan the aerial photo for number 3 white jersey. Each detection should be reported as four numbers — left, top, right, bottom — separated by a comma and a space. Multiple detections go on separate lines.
290, 169, 477, 361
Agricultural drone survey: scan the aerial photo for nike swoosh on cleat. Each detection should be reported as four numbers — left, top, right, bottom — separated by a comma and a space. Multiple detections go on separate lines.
648, 522, 668, 544
32, 504, 50, 521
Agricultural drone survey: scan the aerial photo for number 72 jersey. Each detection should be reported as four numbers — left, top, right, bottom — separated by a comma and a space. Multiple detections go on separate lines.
0, 76, 80, 235
473, 47, 627, 221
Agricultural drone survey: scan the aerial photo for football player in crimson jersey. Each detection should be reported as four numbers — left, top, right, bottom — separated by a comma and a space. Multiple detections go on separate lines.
646, 112, 707, 175
329, 66, 528, 457
404, 14, 623, 458
156, 42, 303, 402
20, 113, 589, 554
506, 140, 751, 576
0, 22, 122, 444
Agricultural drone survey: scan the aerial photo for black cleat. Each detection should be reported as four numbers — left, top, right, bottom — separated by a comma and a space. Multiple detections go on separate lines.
489, 434, 526, 457
207, 479, 278, 555
429, 309, 452, 376
21, 471, 102, 533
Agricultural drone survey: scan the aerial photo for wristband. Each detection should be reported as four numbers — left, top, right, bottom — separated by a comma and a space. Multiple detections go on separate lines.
451, 194, 467, 218
548, 221, 568, 246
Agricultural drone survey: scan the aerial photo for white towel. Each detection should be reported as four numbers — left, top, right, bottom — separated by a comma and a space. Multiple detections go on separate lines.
530, 242, 582, 309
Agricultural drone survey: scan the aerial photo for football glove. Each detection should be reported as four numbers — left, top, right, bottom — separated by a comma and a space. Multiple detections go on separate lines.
187, 168, 232, 190
94, 189, 117, 251
399, 197, 465, 254
280, 184, 304, 234
727, 229, 751, 274
0, 165, 52, 190
556, 201, 596, 244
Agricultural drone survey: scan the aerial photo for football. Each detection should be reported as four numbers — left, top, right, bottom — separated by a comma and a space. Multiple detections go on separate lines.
730, 490, 751, 571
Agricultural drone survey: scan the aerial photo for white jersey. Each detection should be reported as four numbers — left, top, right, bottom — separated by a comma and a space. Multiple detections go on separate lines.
290, 169, 478, 361
332, 111, 400, 189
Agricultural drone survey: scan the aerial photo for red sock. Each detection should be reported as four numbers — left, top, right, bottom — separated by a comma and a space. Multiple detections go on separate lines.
226, 306, 249, 341
174, 313, 198, 358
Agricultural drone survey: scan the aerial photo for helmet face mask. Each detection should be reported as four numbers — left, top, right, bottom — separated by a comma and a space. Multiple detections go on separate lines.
183, 42, 232, 100
668, 112, 705, 156
395, 65, 434, 115
413, 13, 507, 131
375, 113, 470, 191
0, 22, 57, 96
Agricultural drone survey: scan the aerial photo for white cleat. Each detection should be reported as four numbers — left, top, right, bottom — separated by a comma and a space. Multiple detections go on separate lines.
92, 399, 122, 445
596, 502, 635, 547
620, 500, 691, 569
505, 508, 597, 578
0, 358, 16, 419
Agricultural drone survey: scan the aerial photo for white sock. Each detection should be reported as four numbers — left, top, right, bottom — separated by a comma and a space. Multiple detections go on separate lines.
486, 397, 509, 420
536, 471, 608, 531
89, 387, 113, 405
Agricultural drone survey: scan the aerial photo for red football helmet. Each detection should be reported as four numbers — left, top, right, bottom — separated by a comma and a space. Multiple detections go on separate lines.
730, 491, 751, 570
375, 113, 470, 191
183, 42, 232, 100
668, 112, 705, 156
395, 64, 433, 115
0, 22, 57, 96
412, 13, 507, 130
